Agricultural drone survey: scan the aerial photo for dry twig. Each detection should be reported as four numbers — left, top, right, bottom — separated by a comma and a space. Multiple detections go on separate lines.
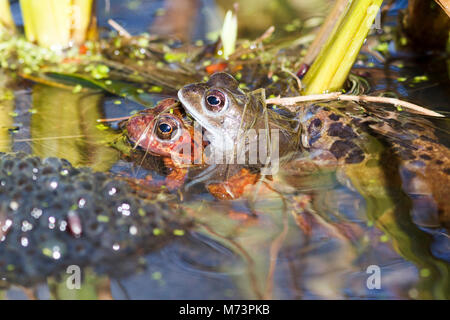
266, 93, 445, 117
108, 19, 131, 38
435, 0, 450, 18
97, 116, 131, 123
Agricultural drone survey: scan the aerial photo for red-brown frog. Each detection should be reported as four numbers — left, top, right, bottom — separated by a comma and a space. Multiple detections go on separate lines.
125, 98, 202, 190
126, 99, 201, 164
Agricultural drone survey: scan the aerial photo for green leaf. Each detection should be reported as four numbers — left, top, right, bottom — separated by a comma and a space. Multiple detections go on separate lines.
46, 72, 156, 108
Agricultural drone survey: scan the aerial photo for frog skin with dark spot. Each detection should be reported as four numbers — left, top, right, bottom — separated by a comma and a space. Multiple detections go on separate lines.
295, 102, 450, 297
293, 101, 450, 228
178, 72, 301, 164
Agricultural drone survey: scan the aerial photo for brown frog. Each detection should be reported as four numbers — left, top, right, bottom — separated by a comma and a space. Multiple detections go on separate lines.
178, 72, 301, 170
177, 73, 450, 297
124, 98, 202, 190
295, 101, 450, 227
178, 72, 450, 227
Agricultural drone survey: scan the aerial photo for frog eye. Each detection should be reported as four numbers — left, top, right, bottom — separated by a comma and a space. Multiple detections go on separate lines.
159, 123, 172, 134
155, 116, 180, 140
204, 89, 226, 112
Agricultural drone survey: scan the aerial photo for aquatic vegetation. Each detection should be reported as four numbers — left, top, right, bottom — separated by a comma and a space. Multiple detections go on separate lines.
19, 0, 96, 49
220, 10, 238, 59
0, 27, 84, 75
302, 0, 383, 94
0, 74, 13, 152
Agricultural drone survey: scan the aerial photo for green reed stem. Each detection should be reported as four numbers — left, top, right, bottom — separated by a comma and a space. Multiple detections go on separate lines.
302, 0, 383, 94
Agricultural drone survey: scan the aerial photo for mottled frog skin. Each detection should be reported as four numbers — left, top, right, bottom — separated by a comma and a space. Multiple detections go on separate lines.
292, 101, 450, 295
292, 101, 450, 228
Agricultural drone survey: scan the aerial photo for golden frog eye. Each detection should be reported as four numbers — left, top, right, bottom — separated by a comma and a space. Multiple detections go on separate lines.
205, 89, 226, 112
155, 116, 179, 140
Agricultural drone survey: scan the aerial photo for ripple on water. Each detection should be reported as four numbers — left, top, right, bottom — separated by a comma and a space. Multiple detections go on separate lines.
161, 232, 245, 277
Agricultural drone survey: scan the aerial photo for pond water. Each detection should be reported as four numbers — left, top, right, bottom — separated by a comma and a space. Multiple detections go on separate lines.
0, 0, 449, 299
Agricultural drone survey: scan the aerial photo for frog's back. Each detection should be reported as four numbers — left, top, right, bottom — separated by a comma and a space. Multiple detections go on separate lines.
297, 101, 450, 228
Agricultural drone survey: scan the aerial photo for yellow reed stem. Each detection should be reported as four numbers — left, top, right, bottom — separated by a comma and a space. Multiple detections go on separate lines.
72, 0, 95, 44
19, 0, 95, 49
329, 0, 383, 90
302, 0, 383, 94
301, 0, 349, 67
0, 103, 13, 153
0, 0, 16, 31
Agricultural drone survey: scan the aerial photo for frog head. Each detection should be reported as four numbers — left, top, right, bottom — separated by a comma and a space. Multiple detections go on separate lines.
177, 72, 251, 153
125, 98, 201, 164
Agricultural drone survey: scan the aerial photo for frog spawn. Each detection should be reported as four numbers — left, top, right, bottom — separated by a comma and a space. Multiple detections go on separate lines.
0, 152, 190, 287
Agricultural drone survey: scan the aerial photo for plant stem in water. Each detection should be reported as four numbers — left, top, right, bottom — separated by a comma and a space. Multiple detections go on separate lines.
19, 0, 95, 49
302, 0, 383, 94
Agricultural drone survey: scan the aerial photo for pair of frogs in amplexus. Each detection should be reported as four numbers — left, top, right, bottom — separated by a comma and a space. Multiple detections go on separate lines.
123, 72, 450, 216
124, 72, 299, 199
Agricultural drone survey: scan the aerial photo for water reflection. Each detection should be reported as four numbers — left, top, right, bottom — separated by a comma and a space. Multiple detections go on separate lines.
29, 84, 119, 171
